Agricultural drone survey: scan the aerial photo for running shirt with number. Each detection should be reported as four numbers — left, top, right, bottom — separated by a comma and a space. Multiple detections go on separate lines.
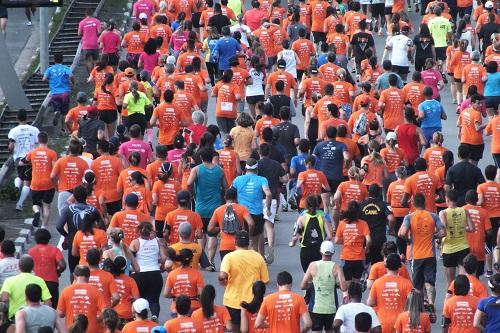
8, 125, 39, 160
442, 207, 469, 254
428, 17, 452, 48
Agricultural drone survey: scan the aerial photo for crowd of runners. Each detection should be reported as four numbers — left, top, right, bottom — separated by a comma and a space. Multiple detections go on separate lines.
1, 0, 500, 332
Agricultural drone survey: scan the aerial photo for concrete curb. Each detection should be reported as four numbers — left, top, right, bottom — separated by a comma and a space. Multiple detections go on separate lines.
15, 218, 34, 258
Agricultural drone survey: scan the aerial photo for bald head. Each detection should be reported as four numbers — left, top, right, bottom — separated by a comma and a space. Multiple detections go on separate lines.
19, 255, 34, 273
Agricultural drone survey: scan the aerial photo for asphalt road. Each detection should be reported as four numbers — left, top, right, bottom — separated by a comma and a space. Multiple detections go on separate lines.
40, 3, 494, 331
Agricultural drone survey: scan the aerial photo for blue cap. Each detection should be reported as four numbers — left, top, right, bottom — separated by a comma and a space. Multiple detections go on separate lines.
151, 326, 167, 333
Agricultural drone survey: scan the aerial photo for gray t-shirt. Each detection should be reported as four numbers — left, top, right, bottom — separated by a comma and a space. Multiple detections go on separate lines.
0, 257, 19, 288
22, 304, 57, 333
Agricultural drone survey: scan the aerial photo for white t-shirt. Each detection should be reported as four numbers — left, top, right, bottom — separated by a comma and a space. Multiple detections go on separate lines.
385, 0, 394, 6
246, 68, 265, 97
230, 24, 251, 47
334, 302, 381, 333
7, 124, 40, 160
0, 257, 19, 288
387, 34, 413, 67
278, 49, 298, 79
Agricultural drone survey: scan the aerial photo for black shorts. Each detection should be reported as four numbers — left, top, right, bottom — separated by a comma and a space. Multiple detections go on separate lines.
488, 217, 500, 248
392, 65, 410, 75
192, 12, 201, 28
366, 241, 385, 265
16, 163, 32, 181
50, 92, 70, 115
31, 188, 55, 206
104, 52, 119, 66
462, 143, 484, 162
310, 312, 335, 331
454, 78, 462, 83
435, 47, 447, 61
312, 31, 326, 44
84, 49, 99, 61
443, 248, 470, 268
412, 257, 437, 289
98, 109, 118, 124
202, 217, 210, 234
326, 179, 342, 193
485, 96, 500, 110
251, 214, 264, 236
0, 7, 8, 18
226, 306, 241, 326
105, 199, 122, 215
371, 3, 385, 18
246, 95, 265, 105
494, 154, 500, 168
384, 6, 393, 15
343, 260, 364, 280
477, 260, 485, 278
155, 220, 165, 238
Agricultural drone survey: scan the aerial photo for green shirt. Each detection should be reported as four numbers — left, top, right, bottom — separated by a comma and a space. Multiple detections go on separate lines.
123, 91, 152, 115
0, 272, 51, 319
312, 260, 336, 314
227, 0, 242, 23
428, 16, 451, 48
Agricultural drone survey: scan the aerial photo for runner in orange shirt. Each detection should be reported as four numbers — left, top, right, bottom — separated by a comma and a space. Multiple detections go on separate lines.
151, 162, 180, 237
462, 51, 488, 95
86, 248, 120, 309
308, 0, 329, 46
57, 265, 106, 333
334, 166, 368, 213
215, 135, 241, 186
442, 275, 480, 333
65, 93, 89, 134
449, 40, 471, 104
212, 70, 241, 134
24, 132, 58, 228
164, 249, 205, 314
296, 156, 330, 210
72, 217, 107, 265
403, 72, 426, 111
447, 253, 489, 300
240, 280, 268, 333
122, 21, 147, 68
121, 298, 158, 333
485, 112, 500, 166
299, 66, 327, 110
367, 241, 411, 289
265, 61, 298, 98
361, 141, 388, 189
149, 15, 172, 55
380, 132, 407, 190
191, 285, 232, 333
108, 193, 151, 246
116, 153, 149, 195
255, 271, 312, 333
423, 131, 448, 174
165, 191, 203, 244
378, 74, 406, 131
164, 295, 203, 332
173, 80, 200, 126
317, 104, 348, 141
387, 167, 410, 255
255, 105, 280, 144
318, 55, 341, 84
394, 289, 431, 333
291, 29, 316, 80
457, 95, 486, 165
122, 172, 152, 215
335, 201, 371, 283
110, 256, 140, 321
88, 56, 114, 94
367, 254, 413, 333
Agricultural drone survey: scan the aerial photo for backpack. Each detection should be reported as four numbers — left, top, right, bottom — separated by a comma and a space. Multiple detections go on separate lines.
222, 204, 241, 235
353, 112, 368, 136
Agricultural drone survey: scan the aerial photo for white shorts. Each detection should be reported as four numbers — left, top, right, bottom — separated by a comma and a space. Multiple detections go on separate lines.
263, 199, 278, 224
360, 0, 371, 4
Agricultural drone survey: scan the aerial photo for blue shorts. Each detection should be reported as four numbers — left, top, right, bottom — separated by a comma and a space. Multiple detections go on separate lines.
422, 127, 441, 145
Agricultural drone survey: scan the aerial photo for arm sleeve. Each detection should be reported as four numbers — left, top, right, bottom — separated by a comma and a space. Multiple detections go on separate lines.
402, 214, 412, 228
431, 212, 444, 229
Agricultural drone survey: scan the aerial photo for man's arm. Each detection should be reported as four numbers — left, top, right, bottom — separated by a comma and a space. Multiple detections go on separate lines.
300, 311, 312, 333
299, 263, 313, 290
15, 310, 26, 333
218, 271, 229, 286
255, 313, 268, 329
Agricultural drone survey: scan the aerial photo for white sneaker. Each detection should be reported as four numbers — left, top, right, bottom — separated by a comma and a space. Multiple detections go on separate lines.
26, 21, 32, 26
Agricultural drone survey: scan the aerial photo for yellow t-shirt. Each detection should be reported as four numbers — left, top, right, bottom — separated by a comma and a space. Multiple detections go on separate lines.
443, 207, 469, 254
170, 242, 202, 270
220, 249, 269, 309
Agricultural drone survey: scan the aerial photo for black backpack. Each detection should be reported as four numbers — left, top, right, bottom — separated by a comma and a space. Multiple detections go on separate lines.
222, 204, 241, 235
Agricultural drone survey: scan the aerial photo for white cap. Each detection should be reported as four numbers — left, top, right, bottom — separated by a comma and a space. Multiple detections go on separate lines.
132, 298, 149, 313
485, 1, 494, 8
138, 12, 148, 20
166, 55, 176, 65
320, 241, 335, 255
386, 131, 397, 141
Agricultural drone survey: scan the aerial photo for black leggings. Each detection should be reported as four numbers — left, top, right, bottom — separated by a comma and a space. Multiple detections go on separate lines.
394, 217, 407, 256
126, 113, 146, 135
206, 62, 218, 86
46, 281, 59, 308
67, 249, 79, 282
133, 270, 163, 317
300, 246, 322, 272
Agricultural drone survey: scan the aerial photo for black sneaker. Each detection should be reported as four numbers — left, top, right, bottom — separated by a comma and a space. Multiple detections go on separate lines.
442, 73, 448, 84
205, 261, 216, 272
52, 111, 60, 127
32, 211, 41, 227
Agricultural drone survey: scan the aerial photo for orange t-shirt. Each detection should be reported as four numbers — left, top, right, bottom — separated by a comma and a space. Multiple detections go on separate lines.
462, 63, 488, 95
164, 316, 203, 333
52, 155, 89, 192
387, 179, 410, 218
149, 24, 173, 55
336, 179, 368, 212
65, 105, 88, 132
345, 12, 367, 36
169, 0, 195, 19
423, 146, 447, 174
95, 85, 117, 111
90, 66, 114, 92
336, 137, 361, 176
176, 73, 203, 107
152, 178, 180, 221
255, 116, 281, 144
362, 66, 384, 84
152, 102, 182, 145
26, 146, 57, 191
319, 118, 348, 141
485, 115, 500, 154
326, 33, 349, 56
309, 0, 330, 32
259, 291, 308, 333
405, 209, 440, 260
109, 209, 151, 246
122, 185, 152, 216
392, 0, 406, 12
313, 95, 343, 126
369, 275, 413, 333
477, 181, 500, 218
166, 266, 205, 311
173, 91, 197, 126
318, 62, 341, 83
380, 147, 406, 173
253, 28, 275, 56
403, 171, 441, 212
300, 77, 327, 108
116, 166, 148, 194
450, 51, 471, 79
485, 53, 500, 70
156, 75, 176, 102
351, 94, 379, 115
114, 274, 140, 320
403, 82, 426, 110
146, 159, 163, 184
447, 273, 488, 299
57, 283, 105, 333
211, 203, 250, 251
297, 169, 328, 208
72, 229, 107, 265
213, 82, 241, 119
267, 70, 296, 96
458, 107, 483, 145
361, 155, 386, 188
123, 31, 147, 53
442, 295, 480, 333
191, 305, 231, 333
230, 67, 250, 98
165, 208, 203, 244
332, 81, 354, 105
292, 39, 315, 70
336, 219, 370, 260
89, 268, 117, 308
394, 312, 431, 333
176, 51, 202, 72
368, 261, 411, 281
217, 148, 239, 185
380, 87, 406, 131
122, 319, 157, 333
92, 154, 123, 203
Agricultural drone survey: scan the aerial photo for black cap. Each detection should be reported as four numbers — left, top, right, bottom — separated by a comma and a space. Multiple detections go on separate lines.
277, 59, 286, 69
309, 66, 318, 74
385, 253, 402, 271
125, 193, 139, 206
176, 190, 191, 205
236, 230, 249, 240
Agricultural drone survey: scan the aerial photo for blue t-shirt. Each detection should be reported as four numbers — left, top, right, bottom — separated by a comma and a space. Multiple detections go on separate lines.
418, 99, 444, 128
232, 173, 269, 215
316, 54, 328, 67
214, 37, 241, 71
312, 140, 347, 181
375, 72, 404, 91
485, 72, 500, 97
194, 164, 224, 218
477, 296, 500, 333
44, 64, 72, 95
207, 37, 220, 63
290, 153, 308, 179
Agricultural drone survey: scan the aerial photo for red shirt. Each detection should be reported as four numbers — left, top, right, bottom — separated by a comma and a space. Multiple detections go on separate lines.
28, 244, 64, 283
